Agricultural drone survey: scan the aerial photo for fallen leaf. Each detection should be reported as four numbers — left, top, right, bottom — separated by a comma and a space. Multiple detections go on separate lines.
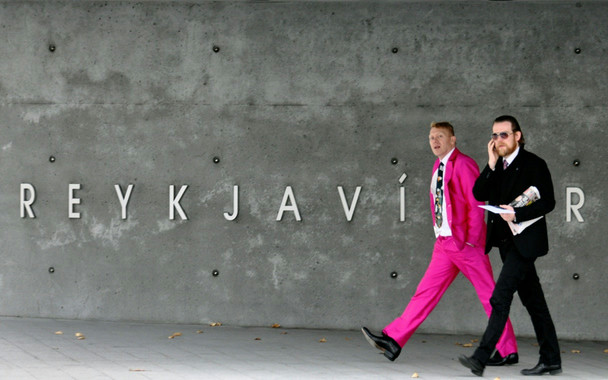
168, 332, 183, 339
196, 330, 204, 334
54, 331, 64, 335
462, 343, 473, 347
281, 331, 288, 335
455, 342, 462, 346
271, 323, 281, 328
604, 349, 608, 353
209, 322, 222, 327
532, 343, 539, 347
571, 349, 581, 354
255, 337, 261, 341
494, 377, 501, 380
319, 338, 327, 343
77, 336, 85, 340
129, 369, 147, 372
345, 337, 351, 341
75, 332, 84, 337
471, 339, 479, 343
411, 373, 419, 378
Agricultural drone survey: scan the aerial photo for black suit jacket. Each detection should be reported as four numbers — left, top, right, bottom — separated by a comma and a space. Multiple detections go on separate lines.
473, 148, 555, 259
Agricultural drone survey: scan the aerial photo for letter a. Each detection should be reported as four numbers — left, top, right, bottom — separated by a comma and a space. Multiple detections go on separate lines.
276, 186, 301, 221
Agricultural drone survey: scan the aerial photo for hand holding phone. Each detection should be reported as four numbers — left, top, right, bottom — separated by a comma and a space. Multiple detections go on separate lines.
488, 139, 499, 170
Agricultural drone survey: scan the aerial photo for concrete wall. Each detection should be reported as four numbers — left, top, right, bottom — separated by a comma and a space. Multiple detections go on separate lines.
0, 0, 606, 341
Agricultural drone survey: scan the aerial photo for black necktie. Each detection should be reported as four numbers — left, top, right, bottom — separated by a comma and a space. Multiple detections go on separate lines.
435, 162, 444, 227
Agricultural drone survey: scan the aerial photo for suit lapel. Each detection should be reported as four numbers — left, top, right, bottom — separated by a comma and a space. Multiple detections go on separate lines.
444, 148, 458, 185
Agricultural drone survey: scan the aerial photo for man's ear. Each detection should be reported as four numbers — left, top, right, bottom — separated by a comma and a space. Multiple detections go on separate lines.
515, 131, 522, 143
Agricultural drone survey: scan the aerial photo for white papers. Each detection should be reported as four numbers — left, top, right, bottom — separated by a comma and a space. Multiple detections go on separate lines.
479, 205, 515, 214
508, 216, 543, 235
507, 186, 542, 235
479, 186, 543, 236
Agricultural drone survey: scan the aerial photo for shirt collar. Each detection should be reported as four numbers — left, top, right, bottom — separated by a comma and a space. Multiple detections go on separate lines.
440, 147, 456, 166
503, 145, 520, 166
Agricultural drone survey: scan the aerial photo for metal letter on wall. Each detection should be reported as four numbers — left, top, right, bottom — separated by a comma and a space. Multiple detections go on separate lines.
169, 185, 189, 220
115, 184, 134, 220
399, 173, 407, 222
276, 186, 301, 221
224, 185, 239, 221
20, 183, 36, 218
566, 186, 585, 222
68, 184, 82, 219
337, 186, 361, 222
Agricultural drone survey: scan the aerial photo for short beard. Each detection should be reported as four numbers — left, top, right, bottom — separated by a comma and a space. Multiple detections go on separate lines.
498, 145, 517, 157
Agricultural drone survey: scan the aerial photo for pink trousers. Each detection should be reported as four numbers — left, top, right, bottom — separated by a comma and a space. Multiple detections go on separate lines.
383, 236, 517, 356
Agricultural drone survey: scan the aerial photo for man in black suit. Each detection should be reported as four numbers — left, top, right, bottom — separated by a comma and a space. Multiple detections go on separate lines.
459, 115, 561, 377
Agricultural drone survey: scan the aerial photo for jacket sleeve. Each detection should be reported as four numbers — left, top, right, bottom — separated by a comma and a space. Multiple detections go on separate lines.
514, 158, 556, 222
473, 164, 498, 202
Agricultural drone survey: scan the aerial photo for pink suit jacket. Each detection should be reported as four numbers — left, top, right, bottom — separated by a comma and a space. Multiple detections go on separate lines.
430, 148, 486, 251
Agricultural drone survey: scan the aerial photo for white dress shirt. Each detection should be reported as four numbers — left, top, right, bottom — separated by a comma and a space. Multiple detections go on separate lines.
431, 148, 455, 238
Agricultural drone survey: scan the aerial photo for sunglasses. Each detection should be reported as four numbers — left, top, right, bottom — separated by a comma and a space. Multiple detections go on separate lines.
491, 131, 513, 140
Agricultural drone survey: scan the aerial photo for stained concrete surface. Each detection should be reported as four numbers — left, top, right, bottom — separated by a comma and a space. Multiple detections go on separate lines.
1, 317, 607, 379
0, 0, 606, 341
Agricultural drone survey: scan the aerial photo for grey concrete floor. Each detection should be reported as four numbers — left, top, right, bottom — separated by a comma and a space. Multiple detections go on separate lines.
0, 317, 606, 379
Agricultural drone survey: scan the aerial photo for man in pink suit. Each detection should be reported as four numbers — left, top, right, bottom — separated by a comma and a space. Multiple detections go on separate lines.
362, 122, 518, 365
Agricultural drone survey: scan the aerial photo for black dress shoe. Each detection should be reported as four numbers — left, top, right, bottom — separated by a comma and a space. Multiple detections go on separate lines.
487, 352, 519, 366
458, 355, 485, 377
360, 327, 401, 361
521, 362, 562, 376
